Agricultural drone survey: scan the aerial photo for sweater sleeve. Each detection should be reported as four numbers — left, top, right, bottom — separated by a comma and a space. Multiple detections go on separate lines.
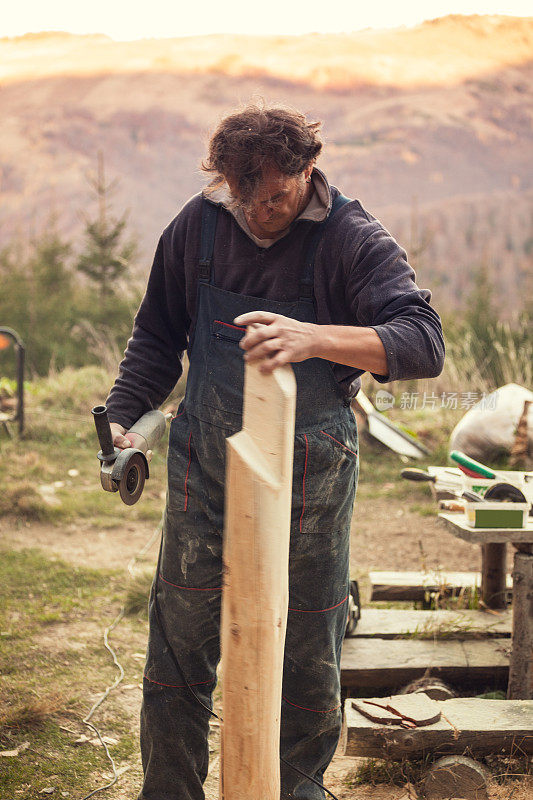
105, 226, 189, 429
345, 222, 445, 383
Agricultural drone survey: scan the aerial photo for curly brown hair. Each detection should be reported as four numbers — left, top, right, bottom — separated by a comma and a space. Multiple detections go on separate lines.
202, 103, 322, 202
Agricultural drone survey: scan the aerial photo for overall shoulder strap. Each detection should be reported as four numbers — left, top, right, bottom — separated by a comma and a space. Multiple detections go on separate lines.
198, 199, 220, 282
299, 193, 351, 300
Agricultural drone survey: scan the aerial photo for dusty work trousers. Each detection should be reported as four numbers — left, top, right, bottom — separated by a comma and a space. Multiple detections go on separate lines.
139, 406, 358, 800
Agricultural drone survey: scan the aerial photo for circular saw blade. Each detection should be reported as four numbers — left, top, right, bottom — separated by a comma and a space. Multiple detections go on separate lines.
484, 482, 527, 503
118, 452, 146, 505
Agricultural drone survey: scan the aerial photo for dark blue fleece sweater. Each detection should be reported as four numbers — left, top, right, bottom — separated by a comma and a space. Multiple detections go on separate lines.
106, 181, 444, 428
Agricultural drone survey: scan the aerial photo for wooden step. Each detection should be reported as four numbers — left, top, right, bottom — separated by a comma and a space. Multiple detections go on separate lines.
369, 570, 512, 602
343, 696, 533, 759
352, 608, 511, 639
340, 637, 509, 691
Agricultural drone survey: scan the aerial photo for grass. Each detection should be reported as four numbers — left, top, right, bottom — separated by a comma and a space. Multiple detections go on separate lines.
347, 755, 430, 787
124, 572, 153, 617
0, 366, 173, 526
0, 547, 144, 797
1, 366, 530, 797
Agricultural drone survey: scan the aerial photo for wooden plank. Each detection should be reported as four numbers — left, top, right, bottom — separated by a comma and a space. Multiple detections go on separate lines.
439, 512, 533, 545
353, 608, 512, 639
343, 696, 533, 759
220, 363, 296, 800
340, 638, 509, 690
369, 570, 508, 602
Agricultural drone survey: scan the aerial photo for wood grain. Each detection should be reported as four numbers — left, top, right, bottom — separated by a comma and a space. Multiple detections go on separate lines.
220, 363, 296, 800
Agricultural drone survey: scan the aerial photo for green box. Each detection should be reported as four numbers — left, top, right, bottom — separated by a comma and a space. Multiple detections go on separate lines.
466, 502, 529, 529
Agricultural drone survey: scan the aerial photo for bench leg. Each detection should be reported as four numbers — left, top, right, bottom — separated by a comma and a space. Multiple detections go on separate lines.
508, 546, 533, 700
481, 542, 507, 609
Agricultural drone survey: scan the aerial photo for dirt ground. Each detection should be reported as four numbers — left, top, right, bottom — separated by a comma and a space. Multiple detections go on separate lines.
3, 496, 483, 576
3, 490, 527, 800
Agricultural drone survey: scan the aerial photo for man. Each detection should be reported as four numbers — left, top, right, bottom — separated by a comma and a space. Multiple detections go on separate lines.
106, 103, 444, 799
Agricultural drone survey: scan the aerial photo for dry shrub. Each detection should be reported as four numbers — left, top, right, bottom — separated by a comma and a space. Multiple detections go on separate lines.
0, 692, 63, 732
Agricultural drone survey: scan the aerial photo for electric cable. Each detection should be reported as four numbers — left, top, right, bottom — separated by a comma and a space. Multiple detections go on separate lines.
77, 521, 163, 800
79, 611, 125, 800
77, 516, 341, 800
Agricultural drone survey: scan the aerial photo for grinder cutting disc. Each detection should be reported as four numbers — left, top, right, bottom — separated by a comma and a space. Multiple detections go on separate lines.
118, 452, 147, 505
484, 482, 527, 503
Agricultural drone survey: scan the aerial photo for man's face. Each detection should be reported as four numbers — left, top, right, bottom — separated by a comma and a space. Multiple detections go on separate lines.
226, 163, 313, 239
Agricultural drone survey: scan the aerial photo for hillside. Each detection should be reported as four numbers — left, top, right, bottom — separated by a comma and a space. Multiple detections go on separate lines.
0, 15, 532, 315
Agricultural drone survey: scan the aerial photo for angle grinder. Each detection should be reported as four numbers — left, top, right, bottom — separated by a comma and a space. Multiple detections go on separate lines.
92, 405, 167, 505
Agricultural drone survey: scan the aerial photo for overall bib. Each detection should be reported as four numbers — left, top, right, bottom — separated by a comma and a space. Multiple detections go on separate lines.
139, 195, 359, 800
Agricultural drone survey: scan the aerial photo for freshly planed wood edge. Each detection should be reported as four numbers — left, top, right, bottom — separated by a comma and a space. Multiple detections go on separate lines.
220, 363, 296, 800
343, 697, 533, 759
507, 550, 533, 700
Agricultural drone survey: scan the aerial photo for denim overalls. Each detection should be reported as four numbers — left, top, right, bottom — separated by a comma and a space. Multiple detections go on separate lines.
139, 194, 359, 800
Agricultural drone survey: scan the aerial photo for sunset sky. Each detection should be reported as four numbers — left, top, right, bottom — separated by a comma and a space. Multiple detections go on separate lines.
3, 0, 532, 39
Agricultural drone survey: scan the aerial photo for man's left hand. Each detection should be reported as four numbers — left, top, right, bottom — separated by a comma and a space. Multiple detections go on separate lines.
234, 311, 318, 373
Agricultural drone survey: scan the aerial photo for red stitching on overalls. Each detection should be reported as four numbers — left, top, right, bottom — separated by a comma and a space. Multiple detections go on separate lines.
143, 674, 215, 689
282, 696, 341, 714
288, 593, 349, 613
174, 408, 186, 418
320, 430, 357, 457
183, 432, 192, 511
214, 319, 245, 332
299, 434, 309, 532
159, 572, 222, 591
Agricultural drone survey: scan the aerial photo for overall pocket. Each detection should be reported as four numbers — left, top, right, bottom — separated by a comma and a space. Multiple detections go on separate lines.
291, 421, 358, 535
167, 412, 202, 513
200, 319, 247, 421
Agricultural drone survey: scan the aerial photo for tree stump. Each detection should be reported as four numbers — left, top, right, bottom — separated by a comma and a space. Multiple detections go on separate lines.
423, 755, 490, 800
401, 676, 456, 701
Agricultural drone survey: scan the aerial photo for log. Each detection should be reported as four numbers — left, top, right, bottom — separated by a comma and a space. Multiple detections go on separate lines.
400, 677, 456, 701
343, 696, 533, 759
220, 363, 296, 800
507, 548, 533, 700
423, 755, 490, 800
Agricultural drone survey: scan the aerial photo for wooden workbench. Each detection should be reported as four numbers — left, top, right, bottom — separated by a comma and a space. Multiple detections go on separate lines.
439, 512, 533, 699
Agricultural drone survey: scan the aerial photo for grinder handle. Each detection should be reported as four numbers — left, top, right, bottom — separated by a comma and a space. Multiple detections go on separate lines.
128, 410, 167, 454
92, 405, 116, 458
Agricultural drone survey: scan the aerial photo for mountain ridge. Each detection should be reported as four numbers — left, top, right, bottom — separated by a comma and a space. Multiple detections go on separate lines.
1, 15, 531, 315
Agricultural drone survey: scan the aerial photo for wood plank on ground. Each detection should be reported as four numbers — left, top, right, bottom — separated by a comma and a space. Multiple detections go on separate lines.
343, 696, 533, 759
340, 637, 510, 690
369, 570, 512, 602
353, 608, 512, 639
